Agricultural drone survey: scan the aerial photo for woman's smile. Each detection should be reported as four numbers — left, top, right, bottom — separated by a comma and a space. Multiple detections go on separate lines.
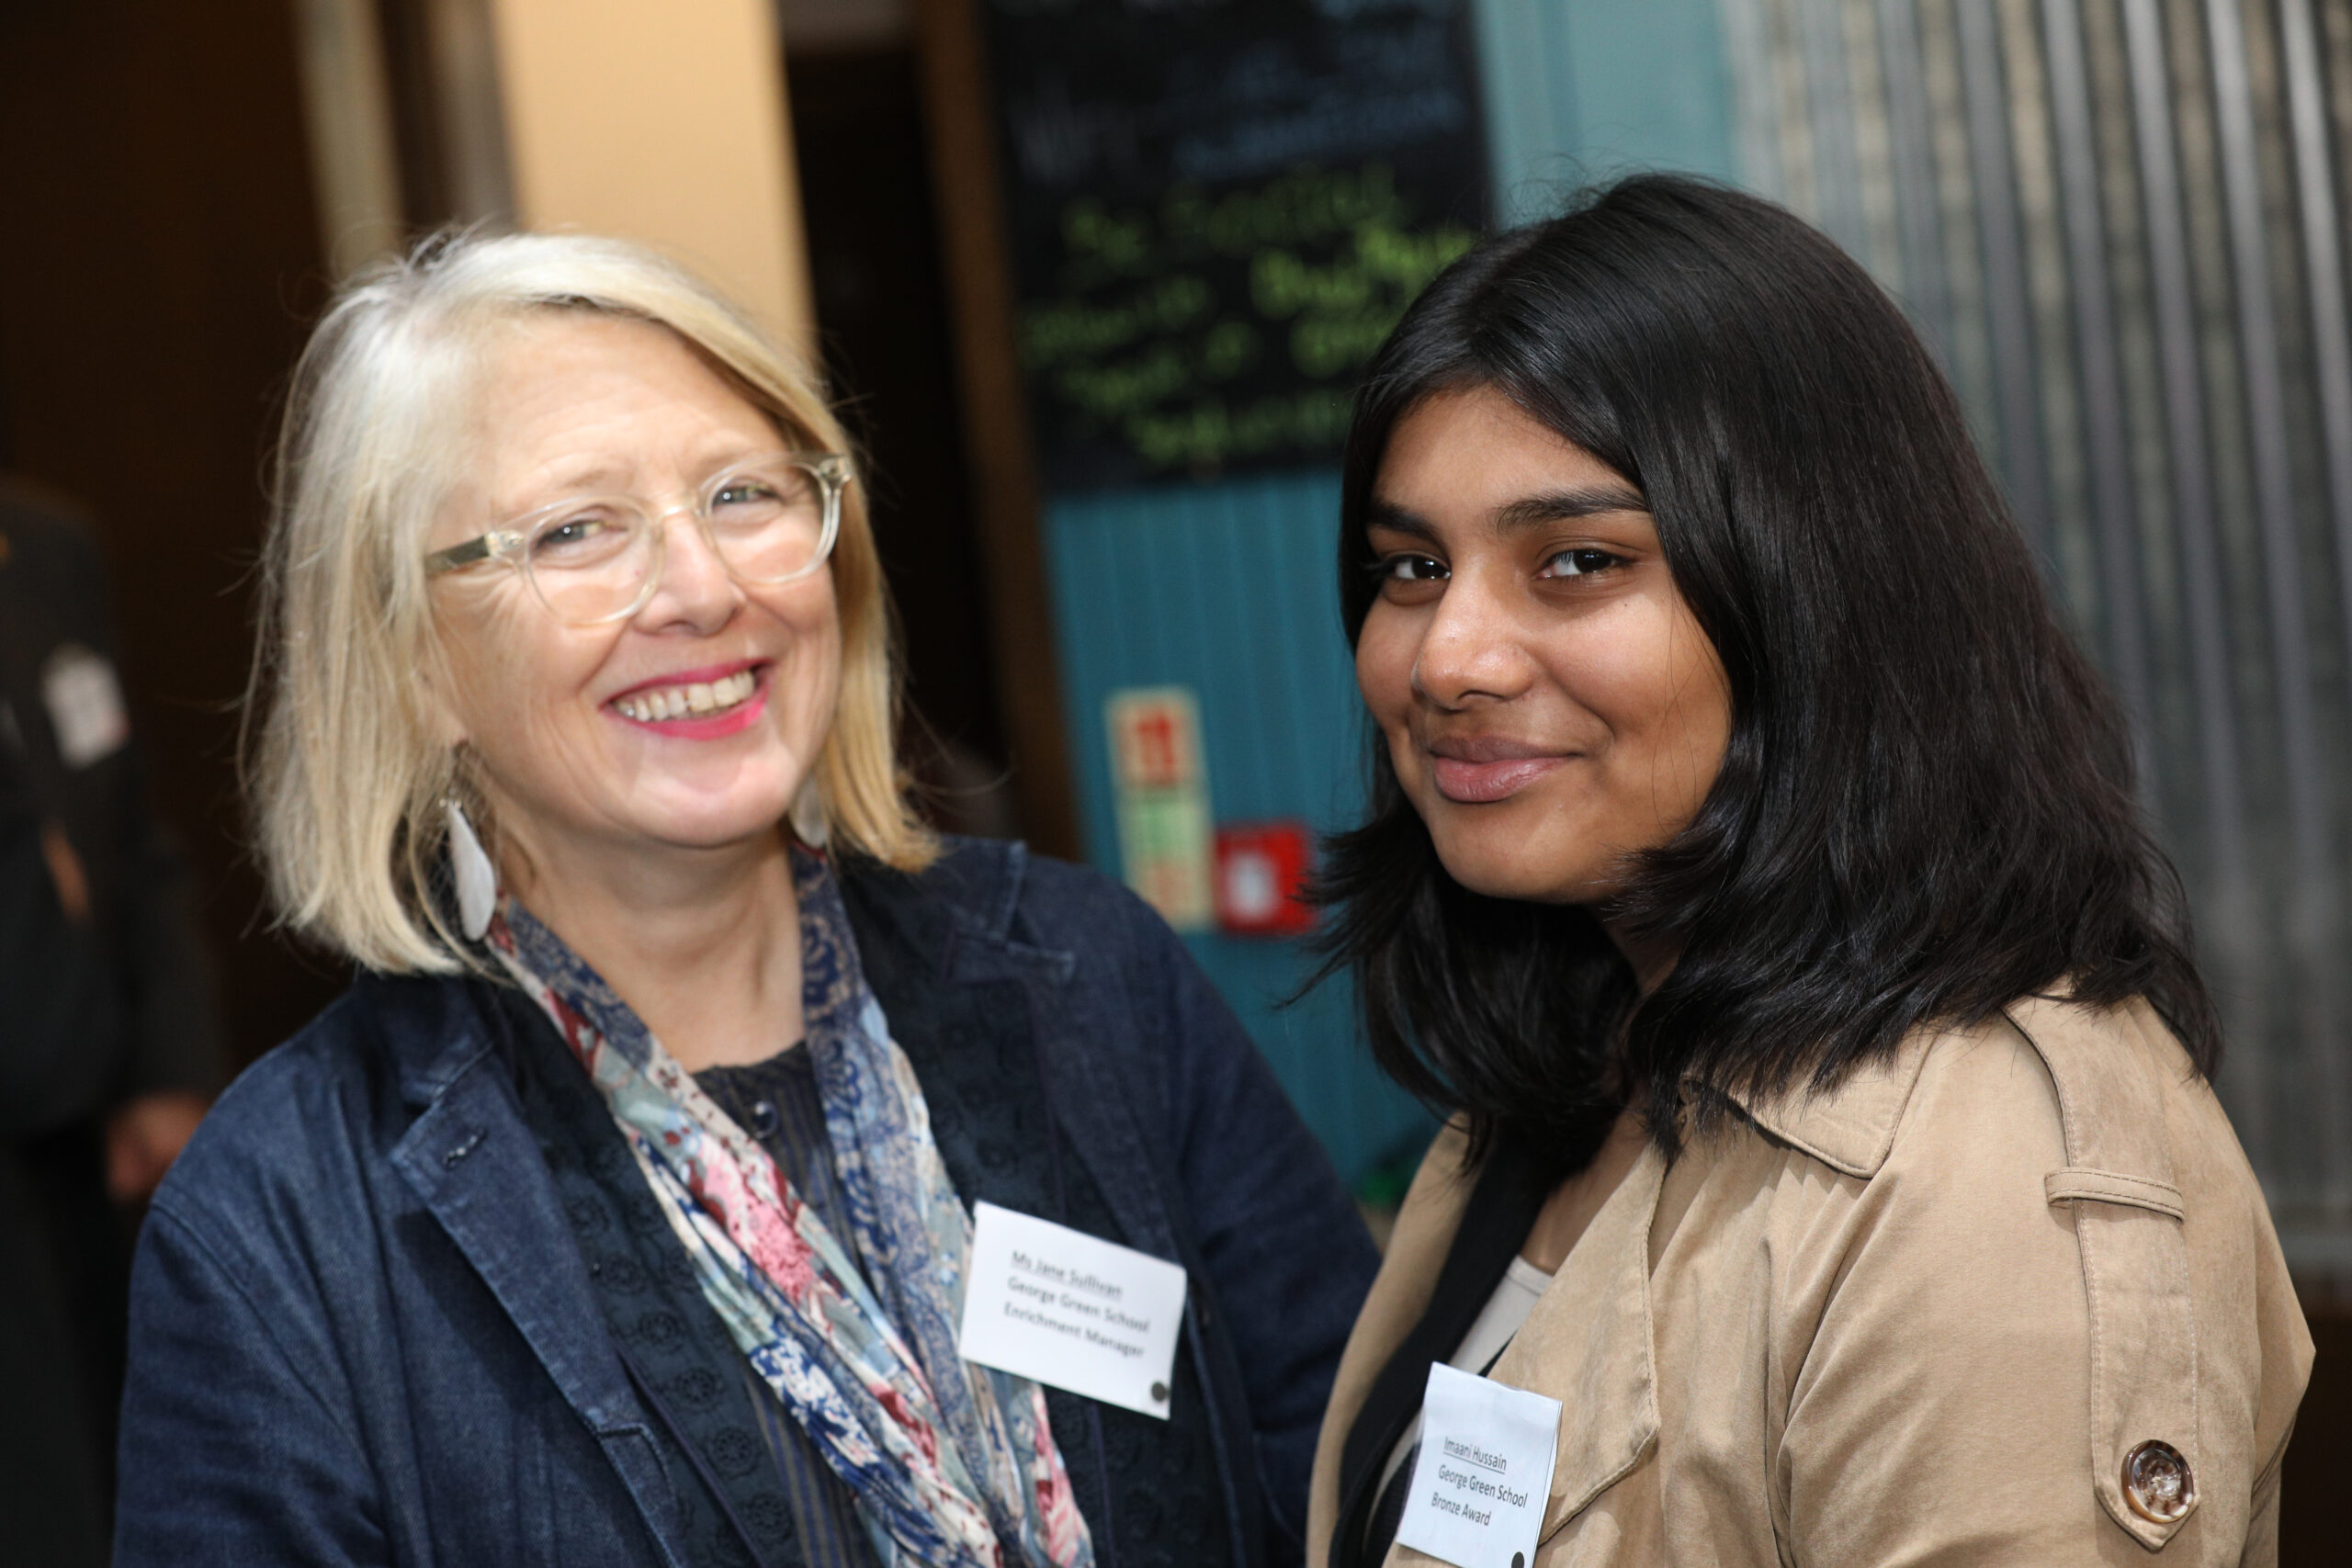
1425, 734, 1575, 803
607, 659, 770, 735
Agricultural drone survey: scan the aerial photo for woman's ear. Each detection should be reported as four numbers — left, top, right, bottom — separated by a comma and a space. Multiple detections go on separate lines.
415, 631, 471, 750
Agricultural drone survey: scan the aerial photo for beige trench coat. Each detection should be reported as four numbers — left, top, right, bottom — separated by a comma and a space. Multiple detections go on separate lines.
1308, 996, 2313, 1566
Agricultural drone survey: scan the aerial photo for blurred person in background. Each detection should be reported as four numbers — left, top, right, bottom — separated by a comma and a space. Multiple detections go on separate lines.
1306, 177, 2311, 1567
114, 232, 1374, 1568
0, 479, 220, 1568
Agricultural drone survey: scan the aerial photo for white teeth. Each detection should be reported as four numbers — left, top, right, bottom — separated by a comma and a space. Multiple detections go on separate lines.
616, 670, 759, 724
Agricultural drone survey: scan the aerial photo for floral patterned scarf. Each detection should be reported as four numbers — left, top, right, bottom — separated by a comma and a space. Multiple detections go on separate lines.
488, 847, 1092, 1568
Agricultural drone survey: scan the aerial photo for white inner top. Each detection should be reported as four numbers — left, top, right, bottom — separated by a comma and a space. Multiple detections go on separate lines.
1374, 1254, 1556, 1504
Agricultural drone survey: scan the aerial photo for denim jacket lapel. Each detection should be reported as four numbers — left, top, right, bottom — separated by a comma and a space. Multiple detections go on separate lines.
383, 988, 688, 1568
947, 927, 1187, 1265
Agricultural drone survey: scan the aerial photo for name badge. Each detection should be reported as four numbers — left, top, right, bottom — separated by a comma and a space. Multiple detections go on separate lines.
1396, 1361, 1561, 1568
956, 1201, 1187, 1419
42, 644, 129, 770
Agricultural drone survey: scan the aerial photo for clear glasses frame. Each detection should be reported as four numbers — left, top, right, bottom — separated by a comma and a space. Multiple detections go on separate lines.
423, 451, 850, 626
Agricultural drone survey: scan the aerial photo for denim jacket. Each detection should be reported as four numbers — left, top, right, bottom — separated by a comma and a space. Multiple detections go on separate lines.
116, 839, 1380, 1567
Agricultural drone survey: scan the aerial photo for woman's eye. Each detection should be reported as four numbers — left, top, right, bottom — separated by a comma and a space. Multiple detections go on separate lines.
715, 479, 782, 509
1380, 554, 1447, 581
529, 511, 629, 563
537, 517, 605, 548
1537, 547, 1623, 579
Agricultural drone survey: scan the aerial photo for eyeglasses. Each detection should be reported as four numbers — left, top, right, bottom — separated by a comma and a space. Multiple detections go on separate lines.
424, 452, 849, 626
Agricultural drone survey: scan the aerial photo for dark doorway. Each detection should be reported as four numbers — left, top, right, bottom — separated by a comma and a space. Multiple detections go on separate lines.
0, 0, 345, 1069
786, 42, 1017, 840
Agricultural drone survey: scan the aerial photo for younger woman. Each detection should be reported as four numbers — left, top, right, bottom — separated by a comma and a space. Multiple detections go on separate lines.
1307, 176, 2310, 1568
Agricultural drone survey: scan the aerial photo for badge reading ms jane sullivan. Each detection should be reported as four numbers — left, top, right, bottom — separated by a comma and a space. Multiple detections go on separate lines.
1396, 1361, 1562, 1568
956, 1201, 1188, 1419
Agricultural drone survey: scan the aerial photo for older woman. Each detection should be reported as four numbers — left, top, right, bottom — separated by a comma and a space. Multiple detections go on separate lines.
114, 231, 1375, 1568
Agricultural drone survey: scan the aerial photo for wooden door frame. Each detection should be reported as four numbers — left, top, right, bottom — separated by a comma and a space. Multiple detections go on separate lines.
911, 0, 1080, 862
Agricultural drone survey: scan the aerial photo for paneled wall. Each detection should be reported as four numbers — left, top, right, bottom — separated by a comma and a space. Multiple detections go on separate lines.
1476, 0, 1743, 215
1716, 0, 2352, 1266
1045, 476, 1423, 1185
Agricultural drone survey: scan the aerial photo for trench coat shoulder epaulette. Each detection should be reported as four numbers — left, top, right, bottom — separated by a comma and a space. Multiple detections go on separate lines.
1739, 992, 2306, 1551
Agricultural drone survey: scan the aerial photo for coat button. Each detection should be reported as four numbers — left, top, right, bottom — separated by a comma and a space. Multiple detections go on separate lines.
749, 1100, 780, 1140
2122, 1439, 2196, 1523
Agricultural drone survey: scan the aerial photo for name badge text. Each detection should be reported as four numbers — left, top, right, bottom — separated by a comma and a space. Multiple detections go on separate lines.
1396, 1360, 1560, 1568
956, 1201, 1187, 1419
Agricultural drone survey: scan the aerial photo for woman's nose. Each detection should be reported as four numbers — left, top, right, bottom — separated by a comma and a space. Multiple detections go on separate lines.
636, 510, 742, 631
1412, 570, 1533, 708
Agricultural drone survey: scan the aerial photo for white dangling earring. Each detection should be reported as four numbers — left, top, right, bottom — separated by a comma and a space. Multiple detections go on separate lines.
446, 799, 498, 941
789, 776, 830, 849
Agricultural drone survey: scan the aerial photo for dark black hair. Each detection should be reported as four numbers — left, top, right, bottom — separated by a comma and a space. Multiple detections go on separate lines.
1313, 175, 2220, 1184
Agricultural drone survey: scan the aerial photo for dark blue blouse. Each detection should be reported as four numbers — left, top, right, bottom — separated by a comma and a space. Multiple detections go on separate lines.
694, 1048, 873, 1563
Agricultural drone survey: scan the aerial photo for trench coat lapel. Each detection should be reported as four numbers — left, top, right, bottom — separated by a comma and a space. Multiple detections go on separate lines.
1487, 1145, 1667, 1542
1479, 1044, 1917, 1545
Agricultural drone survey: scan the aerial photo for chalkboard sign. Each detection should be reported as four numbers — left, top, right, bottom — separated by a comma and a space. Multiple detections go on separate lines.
978, 0, 1489, 493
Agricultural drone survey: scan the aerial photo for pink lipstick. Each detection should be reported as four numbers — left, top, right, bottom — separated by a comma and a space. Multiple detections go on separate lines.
1426, 735, 1570, 804
606, 660, 770, 739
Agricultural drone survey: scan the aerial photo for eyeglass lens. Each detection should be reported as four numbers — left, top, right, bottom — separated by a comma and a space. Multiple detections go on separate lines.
526, 458, 834, 624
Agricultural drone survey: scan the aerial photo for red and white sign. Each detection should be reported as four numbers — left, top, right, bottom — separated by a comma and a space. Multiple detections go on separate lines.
1214, 820, 1317, 938
1110, 688, 1202, 791
1104, 687, 1215, 931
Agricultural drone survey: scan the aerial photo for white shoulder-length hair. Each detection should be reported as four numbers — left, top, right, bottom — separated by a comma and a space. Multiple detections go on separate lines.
246, 229, 934, 974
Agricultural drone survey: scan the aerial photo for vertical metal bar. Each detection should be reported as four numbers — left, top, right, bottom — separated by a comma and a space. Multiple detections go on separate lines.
1720, 0, 1788, 201
1795, 0, 1869, 256
2207, 0, 2345, 1203
1840, 0, 1907, 286
1956, 0, 2053, 558
1878, 0, 1957, 359
2043, 0, 2157, 777
1756, 0, 1820, 219
2121, 0, 2263, 1164
2278, 0, 2352, 726
1916, 0, 2008, 456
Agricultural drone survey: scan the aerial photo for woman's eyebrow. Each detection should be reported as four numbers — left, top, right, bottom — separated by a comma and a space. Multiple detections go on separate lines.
511, 458, 634, 507
1365, 498, 1439, 540
1492, 483, 1651, 531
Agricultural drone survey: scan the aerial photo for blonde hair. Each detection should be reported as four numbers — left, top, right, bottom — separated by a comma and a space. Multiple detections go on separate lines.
247, 229, 934, 974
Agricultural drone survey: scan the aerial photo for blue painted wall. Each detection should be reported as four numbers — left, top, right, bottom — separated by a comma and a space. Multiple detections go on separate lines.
1036, 1, 1739, 1187
1476, 0, 1743, 220
1043, 474, 1432, 1187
